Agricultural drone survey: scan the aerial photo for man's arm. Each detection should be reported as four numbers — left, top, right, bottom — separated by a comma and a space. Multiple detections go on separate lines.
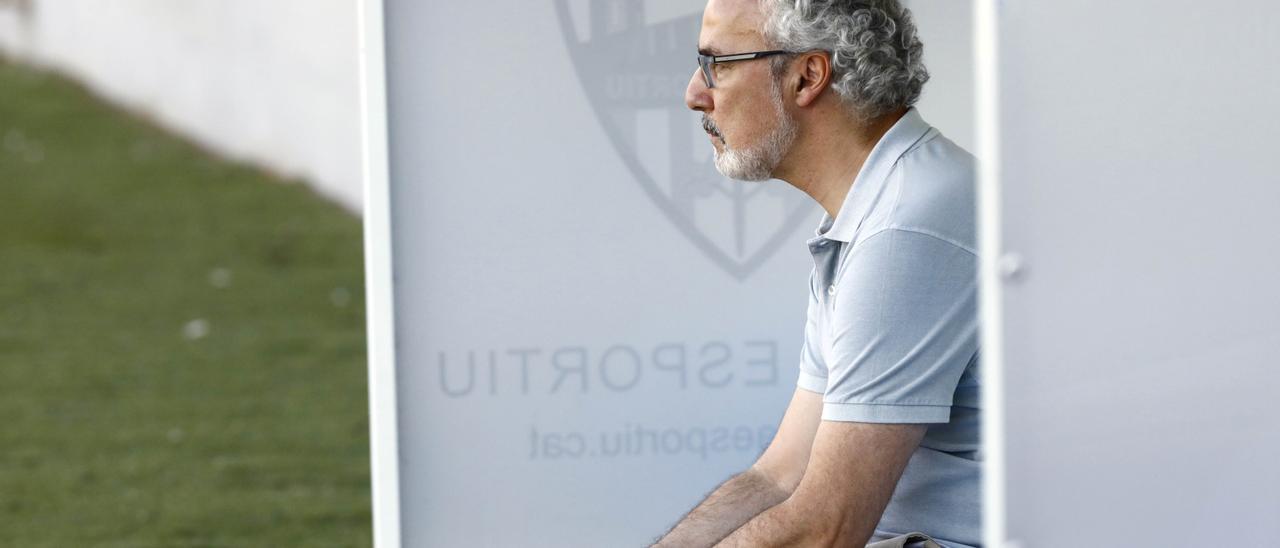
651, 388, 823, 547
649, 467, 788, 548
715, 420, 927, 547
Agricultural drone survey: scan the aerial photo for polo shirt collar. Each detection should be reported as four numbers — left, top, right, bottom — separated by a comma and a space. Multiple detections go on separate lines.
814, 107, 932, 243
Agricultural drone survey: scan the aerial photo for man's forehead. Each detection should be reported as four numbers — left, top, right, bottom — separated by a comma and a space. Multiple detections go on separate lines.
699, 0, 767, 53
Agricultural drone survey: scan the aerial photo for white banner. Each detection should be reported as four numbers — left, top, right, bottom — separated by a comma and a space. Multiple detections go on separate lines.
363, 1, 974, 545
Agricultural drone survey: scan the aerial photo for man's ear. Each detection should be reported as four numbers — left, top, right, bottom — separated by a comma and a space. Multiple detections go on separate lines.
791, 51, 832, 108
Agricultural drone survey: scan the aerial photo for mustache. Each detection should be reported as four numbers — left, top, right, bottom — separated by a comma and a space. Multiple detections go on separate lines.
701, 114, 725, 143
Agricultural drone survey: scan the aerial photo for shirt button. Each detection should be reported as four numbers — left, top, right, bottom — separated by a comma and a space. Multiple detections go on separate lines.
827, 284, 837, 296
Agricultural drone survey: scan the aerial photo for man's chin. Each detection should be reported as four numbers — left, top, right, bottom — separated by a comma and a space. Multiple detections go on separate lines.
722, 171, 772, 182
714, 152, 773, 182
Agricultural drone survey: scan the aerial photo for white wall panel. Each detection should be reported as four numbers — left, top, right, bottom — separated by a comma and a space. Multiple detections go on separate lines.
994, 2, 1280, 546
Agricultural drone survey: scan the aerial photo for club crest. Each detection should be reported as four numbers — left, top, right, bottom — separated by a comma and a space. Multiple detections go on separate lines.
554, 0, 814, 281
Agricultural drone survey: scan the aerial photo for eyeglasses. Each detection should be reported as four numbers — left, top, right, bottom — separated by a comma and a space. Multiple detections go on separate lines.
696, 50, 792, 89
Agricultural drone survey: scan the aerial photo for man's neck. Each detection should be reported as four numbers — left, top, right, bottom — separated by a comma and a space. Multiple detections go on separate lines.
775, 108, 907, 218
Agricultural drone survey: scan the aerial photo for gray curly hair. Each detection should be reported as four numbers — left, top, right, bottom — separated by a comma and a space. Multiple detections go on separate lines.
760, 0, 929, 120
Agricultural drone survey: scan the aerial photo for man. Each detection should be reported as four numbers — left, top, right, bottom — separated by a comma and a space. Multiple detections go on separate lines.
654, 1, 980, 547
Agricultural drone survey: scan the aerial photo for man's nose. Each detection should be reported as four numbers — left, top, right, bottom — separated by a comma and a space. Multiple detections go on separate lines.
685, 69, 712, 112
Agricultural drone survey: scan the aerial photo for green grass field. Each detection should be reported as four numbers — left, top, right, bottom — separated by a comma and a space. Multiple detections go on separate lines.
0, 58, 372, 546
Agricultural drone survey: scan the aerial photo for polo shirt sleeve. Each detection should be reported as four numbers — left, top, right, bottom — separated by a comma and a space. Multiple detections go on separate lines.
821, 228, 978, 424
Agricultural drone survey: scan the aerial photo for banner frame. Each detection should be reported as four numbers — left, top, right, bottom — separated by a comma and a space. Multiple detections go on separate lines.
358, 0, 402, 546
973, 1, 1007, 547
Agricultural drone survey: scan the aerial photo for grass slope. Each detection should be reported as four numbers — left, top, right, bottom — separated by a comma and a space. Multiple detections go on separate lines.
0, 58, 371, 546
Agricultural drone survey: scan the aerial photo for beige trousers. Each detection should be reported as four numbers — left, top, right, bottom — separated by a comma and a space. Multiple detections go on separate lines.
865, 532, 942, 548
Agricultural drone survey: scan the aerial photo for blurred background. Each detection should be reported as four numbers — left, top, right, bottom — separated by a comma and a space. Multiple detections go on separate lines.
1, 1, 371, 545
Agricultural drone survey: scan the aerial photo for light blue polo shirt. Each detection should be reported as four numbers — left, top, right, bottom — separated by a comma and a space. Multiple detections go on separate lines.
796, 108, 980, 548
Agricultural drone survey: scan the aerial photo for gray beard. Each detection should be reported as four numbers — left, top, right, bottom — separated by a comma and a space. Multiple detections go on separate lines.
712, 81, 797, 182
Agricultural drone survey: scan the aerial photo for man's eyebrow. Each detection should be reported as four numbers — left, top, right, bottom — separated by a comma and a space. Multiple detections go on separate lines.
697, 45, 723, 56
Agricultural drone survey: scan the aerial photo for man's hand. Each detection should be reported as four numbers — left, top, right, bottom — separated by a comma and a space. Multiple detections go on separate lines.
715, 420, 927, 547
653, 388, 927, 548
652, 388, 823, 547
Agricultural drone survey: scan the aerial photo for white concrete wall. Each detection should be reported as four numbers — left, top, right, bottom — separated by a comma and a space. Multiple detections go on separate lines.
0, 0, 362, 211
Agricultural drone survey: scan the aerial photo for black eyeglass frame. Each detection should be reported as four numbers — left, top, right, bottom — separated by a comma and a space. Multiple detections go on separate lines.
696, 50, 792, 89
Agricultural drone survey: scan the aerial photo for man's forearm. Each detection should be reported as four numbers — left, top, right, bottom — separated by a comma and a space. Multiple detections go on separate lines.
714, 498, 835, 547
651, 467, 790, 548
